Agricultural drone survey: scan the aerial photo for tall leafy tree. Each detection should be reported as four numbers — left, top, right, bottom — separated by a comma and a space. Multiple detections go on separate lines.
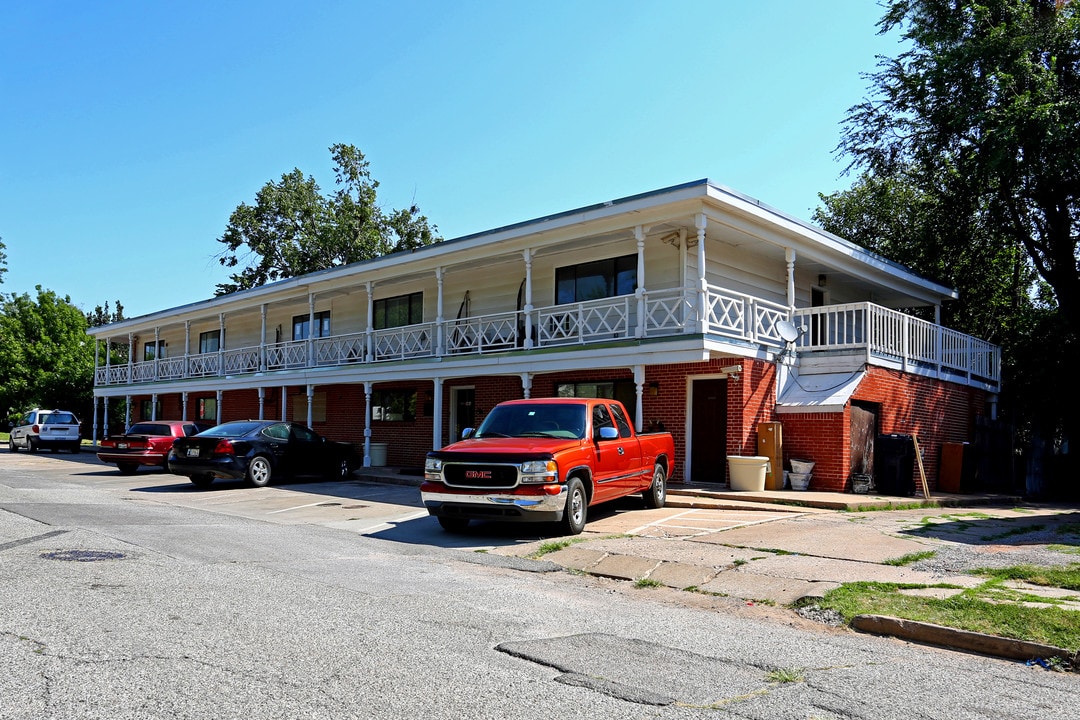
214, 144, 440, 295
839, 0, 1080, 336
0, 235, 7, 285
0, 286, 94, 422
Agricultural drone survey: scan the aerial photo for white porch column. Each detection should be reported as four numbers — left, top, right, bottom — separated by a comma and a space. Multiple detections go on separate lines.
523, 249, 534, 349
103, 397, 109, 438
634, 226, 646, 338
258, 387, 265, 420
785, 247, 796, 314
105, 335, 112, 383
93, 339, 100, 388
151, 393, 158, 421
218, 313, 225, 376
181, 391, 188, 421
127, 332, 134, 382
124, 395, 131, 432
92, 397, 99, 446
633, 365, 645, 432
363, 381, 373, 466
365, 282, 375, 362
934, 303, 944, 379
307, 293, 315, 368
153, 327, 161, 380
216, 390, 223, 425
521, 372, 533, 399
260, 303, 267, 371
695, 213, 708, 334
184, 321, 191, 378
432, 377, 444, 449
306, 384, 314, 427
435, 267, 445, 356
281, 386, 287, 421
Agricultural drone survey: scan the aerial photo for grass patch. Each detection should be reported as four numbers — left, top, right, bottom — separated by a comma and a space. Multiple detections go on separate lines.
817, 575, 1080, 650
882, 550, 936, 566
634, 578, 662, 588
732, 559, 748, 567
981, 524, 1045, 542
765, 667, 805, 684
528, 539, 580, 558
843, 502, 934, 513
972, 563, 1080, 591
1047, 544, 1080, 555
1055, 523, 1080, 538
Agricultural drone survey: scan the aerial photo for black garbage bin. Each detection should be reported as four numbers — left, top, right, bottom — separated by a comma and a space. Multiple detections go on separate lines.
875, 433, 915, 496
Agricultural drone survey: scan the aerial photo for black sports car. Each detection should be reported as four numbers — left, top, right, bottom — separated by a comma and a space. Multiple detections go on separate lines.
168, 420, 361, 488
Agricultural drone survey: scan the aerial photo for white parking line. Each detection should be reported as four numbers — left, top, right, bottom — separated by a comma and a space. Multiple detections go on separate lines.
267, 500, 326, 515
628, 509, 806, 537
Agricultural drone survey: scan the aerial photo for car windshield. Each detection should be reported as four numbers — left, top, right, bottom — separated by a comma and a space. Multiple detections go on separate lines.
198, 421, 263, 437
43, 413, 77, 425
128, 423, 171, 436
475, 403, 586, 440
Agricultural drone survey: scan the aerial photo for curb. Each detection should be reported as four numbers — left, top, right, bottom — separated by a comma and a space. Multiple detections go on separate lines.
852, 614, 1078, 670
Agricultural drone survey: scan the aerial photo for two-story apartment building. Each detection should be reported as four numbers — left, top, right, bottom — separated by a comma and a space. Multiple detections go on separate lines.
87, 180, 1000, 492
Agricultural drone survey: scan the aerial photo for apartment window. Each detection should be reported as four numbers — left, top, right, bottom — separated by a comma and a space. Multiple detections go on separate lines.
374, 292, 423, 330
140, 399, 162, 420
199, 330, 220, 354
372, 389, 416, 422
143, 340, 166, 361
293, 311, 331, 341
555, 254, 637, 304
197, 397, 217, 421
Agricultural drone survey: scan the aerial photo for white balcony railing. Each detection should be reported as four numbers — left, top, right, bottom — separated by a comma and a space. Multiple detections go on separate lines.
92, 290, 1000, 391
793, 302, 1000, 385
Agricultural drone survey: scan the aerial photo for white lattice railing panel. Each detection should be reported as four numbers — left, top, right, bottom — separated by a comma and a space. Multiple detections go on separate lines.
158, 357, 185, 380
644, 288, 693, 334
224, 346, 260, 374
187, 354, 220, 377
264, 341, 307, 370
315, 332, 367, 366
131, 361, 156, 382
373, 323, 434, 361
446, 311, 520, 354
536, 296, 631, 346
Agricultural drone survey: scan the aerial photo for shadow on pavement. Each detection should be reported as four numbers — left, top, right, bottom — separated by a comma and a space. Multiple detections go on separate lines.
896, 509, 1080, 548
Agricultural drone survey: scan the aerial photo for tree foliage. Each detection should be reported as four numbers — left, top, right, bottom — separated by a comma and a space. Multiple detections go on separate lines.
0, 286, 94, 422
85, 299, 125, 328
839, 0, 1080, 336
214, 144, 440, 295
0, 235, 7, 285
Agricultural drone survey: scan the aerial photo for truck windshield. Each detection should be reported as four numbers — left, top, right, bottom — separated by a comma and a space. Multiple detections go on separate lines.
475, 403, 587, 440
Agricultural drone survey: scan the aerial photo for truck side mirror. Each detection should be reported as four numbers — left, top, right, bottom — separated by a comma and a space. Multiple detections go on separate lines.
597, 426, 619, 441
461, 427, 475, 440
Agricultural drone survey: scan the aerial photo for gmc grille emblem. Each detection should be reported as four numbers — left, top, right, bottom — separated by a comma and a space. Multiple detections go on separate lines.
465, 470, 493, 479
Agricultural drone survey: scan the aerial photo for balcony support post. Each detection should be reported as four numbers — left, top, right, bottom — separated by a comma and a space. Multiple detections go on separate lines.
103, 397, 109, 438
520, 372, 533, 399
307, 294, 315, 368
151, 393, 158, 421
218, 313, 225, 377
127, 332, 134, 385
785, 248, 796, 314
181, 391, 188, 422
635, 226, 646, 338
435, 267, 445, 356
633, 365, 645, 432
281, 386, 287, 422
124, 394, 131, 433
365, 282, 374, 363
306, 384, 314, 427
258, 387, 265, 420
363, 381, 373, 467
934, 303, 943, 379
523, 249, 534, 349
432, 377, 443, 450
104, 335, 112, 385
216, 390, 222, 425
184, 321, 191, 379
260, 304, 267, 372
153, 327, 161, 381
695, 213, 708, 335
92, 397, 99, 447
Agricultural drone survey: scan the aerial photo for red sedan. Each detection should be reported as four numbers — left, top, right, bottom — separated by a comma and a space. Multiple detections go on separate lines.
97, 421, 208, 475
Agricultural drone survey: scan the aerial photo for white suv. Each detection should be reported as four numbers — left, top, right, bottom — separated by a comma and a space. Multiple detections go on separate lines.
9, 409, 82, 453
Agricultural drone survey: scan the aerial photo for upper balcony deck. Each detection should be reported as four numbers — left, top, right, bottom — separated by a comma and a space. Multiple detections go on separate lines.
94, 284, 1001, 393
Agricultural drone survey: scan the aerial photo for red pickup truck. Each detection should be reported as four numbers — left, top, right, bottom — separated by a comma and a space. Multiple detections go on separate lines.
421, 398, 675, 535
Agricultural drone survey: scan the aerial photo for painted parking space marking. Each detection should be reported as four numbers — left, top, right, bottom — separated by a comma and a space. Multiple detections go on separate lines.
624, 508, 803, 538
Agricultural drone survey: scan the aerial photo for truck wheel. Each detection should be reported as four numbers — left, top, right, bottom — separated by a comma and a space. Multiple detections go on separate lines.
643, 463, 667, 509
560, 478, 587, 535
117, 463, 139, 475
438, 516, 469, 533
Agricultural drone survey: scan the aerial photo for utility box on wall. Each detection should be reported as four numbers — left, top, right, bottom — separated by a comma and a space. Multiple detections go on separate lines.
757, 422, 783, 491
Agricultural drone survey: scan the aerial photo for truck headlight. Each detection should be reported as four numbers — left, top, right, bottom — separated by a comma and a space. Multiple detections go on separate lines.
425, 458, 443, 472
519, 460, 557, 483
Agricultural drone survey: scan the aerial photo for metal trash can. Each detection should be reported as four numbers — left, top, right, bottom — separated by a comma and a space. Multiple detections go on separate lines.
369, 442, 388, 467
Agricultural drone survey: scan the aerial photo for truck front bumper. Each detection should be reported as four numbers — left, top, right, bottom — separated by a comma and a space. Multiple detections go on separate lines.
420, 482, 568, 523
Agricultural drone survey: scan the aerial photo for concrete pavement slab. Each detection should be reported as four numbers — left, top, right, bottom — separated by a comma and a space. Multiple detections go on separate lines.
699, 571, 840, 605
646, 561, 718, 589
586, 554, 660, 581
735, 554, 984, 588
569, 535, 763, 568
689, 514, 930, 563
543, 546, 607, 572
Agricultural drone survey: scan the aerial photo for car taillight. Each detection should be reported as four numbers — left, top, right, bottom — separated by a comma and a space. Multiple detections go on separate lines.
213, 439, 235, 455
32, 425, 40, 433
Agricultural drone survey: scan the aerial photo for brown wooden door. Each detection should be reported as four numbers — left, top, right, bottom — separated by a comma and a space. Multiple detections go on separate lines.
691, 379, 727, 483
850, 402, 877, 478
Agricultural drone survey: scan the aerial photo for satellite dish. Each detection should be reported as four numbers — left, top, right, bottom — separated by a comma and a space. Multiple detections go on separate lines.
777, 319, 801, 343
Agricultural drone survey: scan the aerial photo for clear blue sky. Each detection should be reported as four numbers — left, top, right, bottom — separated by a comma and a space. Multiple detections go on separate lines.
1, 1, 898, 320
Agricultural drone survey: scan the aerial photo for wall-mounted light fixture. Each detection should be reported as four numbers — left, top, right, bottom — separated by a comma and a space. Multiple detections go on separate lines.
648, 382, 660, 397
722, 364, 742, 382
818, 273, 827, 288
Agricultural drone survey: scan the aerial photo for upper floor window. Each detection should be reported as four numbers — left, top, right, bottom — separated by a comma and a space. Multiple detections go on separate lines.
374, 292, 423, 330
293, 311, 331, 341
556, 254, 637, 304
199, 330, 220, 354
143, 340, 167, 361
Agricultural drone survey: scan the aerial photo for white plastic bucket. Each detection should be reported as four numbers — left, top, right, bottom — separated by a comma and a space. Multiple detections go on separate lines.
726, 456, 770, 492
369, 442, 388, 467
790, 459, 816, 475
789, 472, 812, 491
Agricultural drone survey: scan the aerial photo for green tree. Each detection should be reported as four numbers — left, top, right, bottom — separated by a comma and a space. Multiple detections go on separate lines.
0, 286, 94, 422
214, 144, 440, 295
85, 299, 126, 328
0, 235, 7, 285
839, 0, 1080, 336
